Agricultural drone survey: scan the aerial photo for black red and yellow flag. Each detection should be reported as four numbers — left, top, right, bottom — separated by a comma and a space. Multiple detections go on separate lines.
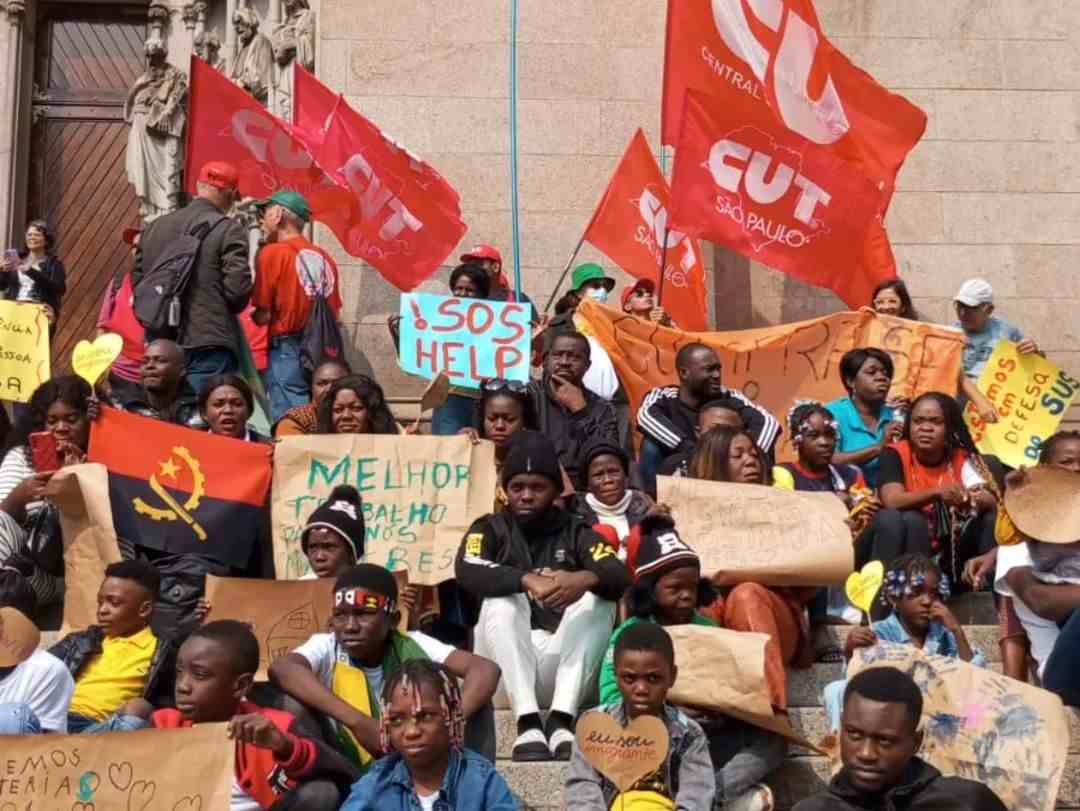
88, 407, 272, 568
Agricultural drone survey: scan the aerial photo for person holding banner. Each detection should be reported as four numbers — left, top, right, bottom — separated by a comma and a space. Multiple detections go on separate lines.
655, 399, 747, 484
460, 379, 543, 508
317, 375, 400, 436
456, 431, 629, 762
431, 263, 492, 436
871, 279, 918, 321
621, 278, 674, 327
111, 339, 200, 428
198, 374, 270, 442
275, 358, 350, 438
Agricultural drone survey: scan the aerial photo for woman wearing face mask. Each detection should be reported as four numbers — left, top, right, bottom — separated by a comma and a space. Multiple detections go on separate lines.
570, 263, 615, 305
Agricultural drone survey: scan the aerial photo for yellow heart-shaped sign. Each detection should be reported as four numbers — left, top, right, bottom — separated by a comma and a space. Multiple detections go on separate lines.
845, 561, 885, 616
72, 333, 123, 387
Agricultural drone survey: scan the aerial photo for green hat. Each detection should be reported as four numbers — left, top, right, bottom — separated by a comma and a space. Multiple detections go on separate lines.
571, 262, 615, 292
255, 190, 311, 222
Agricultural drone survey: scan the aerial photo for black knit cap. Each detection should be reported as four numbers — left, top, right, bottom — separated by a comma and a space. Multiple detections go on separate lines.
631, 514, 700, 589
302, 485, 365, 561
578, 437, 629, 489
500, 430, 562, 488
334, 563, 398, 606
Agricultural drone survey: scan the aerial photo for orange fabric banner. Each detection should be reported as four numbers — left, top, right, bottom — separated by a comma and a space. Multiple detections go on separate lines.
583, 129, 708, 331
576, 299, 964, 460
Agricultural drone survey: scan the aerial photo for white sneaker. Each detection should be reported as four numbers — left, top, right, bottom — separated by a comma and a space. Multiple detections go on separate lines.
725, 784, 774, 811
548, 726, 575, 760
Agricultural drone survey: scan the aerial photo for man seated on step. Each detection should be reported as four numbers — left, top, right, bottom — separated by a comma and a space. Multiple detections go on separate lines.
106, 339, 200, 427
269, 564, 501, 767
793, 667, 1007, 811
455, 431, 630, 762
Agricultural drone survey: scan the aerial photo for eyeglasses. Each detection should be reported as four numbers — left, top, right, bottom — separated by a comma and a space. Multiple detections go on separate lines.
481, 378, 529, 395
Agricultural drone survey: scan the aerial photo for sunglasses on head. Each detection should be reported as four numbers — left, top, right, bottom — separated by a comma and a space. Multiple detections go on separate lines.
481, 378, 528, 395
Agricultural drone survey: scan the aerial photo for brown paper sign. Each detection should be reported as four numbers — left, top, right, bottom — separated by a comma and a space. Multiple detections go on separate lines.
0, 606, 39, 667
1005, 465, 1080, 544
848, 643, 1069, 811
48, 464, 123, 633
420, 371, 452, 413
0, 723, 233, 809
576, 712, 670, 792
271, 434, 497, 583
658, 476, 854, 586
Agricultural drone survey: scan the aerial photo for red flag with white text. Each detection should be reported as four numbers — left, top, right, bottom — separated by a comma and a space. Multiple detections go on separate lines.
670, 90, 890, 307
583, 130, 708, 331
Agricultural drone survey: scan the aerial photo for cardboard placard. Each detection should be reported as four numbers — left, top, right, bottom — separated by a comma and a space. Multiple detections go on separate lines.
845, 561, 884, 616
848, 643, 1069, 811
0, 606, 39, 667
0, 300, 50, 403
72, 332, 123, 386
399, 292, 531, 389
47, 464, 124, 633
420, 371, 451, 413
1004, 465, 1080, 545
0, 724, 233, 809
658, 476, 854, 586
965, 341, 1080, 470
578, 300, 964, 460
576, 712, 670, 792
271, 434, 497, 583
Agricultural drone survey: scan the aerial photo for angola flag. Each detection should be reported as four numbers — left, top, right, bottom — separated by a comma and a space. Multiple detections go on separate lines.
88, 407, 272, 568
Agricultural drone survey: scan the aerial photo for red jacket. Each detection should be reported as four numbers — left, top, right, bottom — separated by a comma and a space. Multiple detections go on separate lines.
152, 701, 317, 809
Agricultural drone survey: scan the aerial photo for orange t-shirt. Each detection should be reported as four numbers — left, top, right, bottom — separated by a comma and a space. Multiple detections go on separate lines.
252, 236, 342, 337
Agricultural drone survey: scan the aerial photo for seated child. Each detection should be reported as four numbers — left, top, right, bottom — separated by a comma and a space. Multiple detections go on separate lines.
0, 573, 74, 734
599, 515, 784, 811
49, 560, 173, 733
125, 620, 357, 810
824, 555, 984, 731
300, 485, 365, 580
269, 564, 501, 767
340, 659, 517, 810
566, 622, 715, 810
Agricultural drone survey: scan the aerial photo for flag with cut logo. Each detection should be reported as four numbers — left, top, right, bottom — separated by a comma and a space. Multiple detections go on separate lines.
583, 129, 708, 331
88, 408, 272, 568
670, 90, 889, 307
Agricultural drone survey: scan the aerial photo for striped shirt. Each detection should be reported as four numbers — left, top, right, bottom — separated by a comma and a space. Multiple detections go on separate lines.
636, 385, 782, 455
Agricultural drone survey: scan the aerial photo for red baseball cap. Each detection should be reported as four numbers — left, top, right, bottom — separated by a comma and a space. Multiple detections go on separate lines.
121, 227, 141, 246
621, 278, 655, 309
197, 161, 240, 191
460, 244, 502, 266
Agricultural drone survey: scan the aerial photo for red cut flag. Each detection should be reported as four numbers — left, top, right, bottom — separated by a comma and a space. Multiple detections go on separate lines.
184, 57, 352, 224
583, 130, 708, 331
662, 0, 925, 200
670, 90, 890, 308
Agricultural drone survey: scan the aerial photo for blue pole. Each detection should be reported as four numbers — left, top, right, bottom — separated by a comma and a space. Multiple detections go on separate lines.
509, 0, 523, 301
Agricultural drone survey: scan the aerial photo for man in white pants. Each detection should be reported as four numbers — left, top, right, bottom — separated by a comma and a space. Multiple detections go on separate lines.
456, 431, 629, 762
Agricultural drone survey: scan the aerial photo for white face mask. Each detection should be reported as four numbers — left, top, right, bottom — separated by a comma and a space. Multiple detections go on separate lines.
585, 287, 609, 303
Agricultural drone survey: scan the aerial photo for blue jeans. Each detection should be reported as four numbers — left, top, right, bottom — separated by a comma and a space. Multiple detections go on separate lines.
431, 393, 477, 436
266, 334, 310, 423
1043, 609, 1080, 706
68, 711, 147, 734
0, 703, 41, 734
639, 435, 669, 498
185, 347, 238, 397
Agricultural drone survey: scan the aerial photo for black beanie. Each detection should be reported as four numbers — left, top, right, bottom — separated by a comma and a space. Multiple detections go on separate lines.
500, 430, 562, 488
302, 485, 365, 562
578, 437, 629, 490
630, 514, 700, 590
334, 564, 398, 610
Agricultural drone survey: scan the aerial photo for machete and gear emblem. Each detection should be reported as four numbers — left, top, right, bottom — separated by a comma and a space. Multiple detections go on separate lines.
133, 446, 207, 541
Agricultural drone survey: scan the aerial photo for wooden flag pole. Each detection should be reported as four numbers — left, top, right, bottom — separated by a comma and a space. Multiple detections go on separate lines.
656, 227, 671, 305
543, 233, 587, 314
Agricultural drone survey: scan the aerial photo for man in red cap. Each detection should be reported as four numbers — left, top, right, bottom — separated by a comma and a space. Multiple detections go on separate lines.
620, 278, 674, 326
461, 243, 539, 324
133, 160, 252, 396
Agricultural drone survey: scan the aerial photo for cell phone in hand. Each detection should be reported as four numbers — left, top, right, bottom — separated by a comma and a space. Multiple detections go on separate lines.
29, 431, 60, 473
2, 249, 19, 268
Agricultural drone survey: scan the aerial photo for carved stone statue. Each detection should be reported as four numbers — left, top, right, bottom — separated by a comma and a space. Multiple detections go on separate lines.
196, 28, 226, 72
229, 6, 274, 105
270, 0, 316, 121
124, 39, 187, 222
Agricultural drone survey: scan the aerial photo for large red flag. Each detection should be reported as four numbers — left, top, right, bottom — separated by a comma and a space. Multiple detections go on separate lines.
670, 90, 890, 307
583, 130, 708, 331
292, 68, 467, 290
661, 0, 926, 198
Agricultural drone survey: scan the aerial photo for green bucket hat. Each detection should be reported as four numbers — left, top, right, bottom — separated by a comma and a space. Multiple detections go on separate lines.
571, 262, 615, 292
255, 189, 311, 222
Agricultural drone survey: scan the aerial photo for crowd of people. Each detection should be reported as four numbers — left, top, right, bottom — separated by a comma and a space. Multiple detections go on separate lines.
0, 160, 1071, 811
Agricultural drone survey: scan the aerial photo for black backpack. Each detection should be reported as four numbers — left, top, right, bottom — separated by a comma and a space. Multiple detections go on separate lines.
134, 214, 227, 340
296, 249, 345, 373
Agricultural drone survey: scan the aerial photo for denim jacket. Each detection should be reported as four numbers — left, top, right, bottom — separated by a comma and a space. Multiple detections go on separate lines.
340, 748, 518, 811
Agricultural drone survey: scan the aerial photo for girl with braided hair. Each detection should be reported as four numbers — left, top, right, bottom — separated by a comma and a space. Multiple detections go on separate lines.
340, 659, 517, 810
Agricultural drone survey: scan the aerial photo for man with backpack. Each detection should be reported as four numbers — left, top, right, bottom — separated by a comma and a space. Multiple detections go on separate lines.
133, 161, 252, 397
251, 190, 343, 423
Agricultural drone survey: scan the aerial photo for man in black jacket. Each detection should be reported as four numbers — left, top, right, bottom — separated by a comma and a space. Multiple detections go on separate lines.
455, 431, 629, 764
793, 667, 1007, 811
134, 160, 252, 397
529, 329, 619, 482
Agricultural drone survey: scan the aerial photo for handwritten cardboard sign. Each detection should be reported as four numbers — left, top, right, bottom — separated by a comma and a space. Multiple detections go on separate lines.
0, 300, 50, 403
0, 724, 233, 809
578, 300, 964, 460
399, 292, 530, 389
848, 643, 1069, 811
658, 476, 854, 586
272, 434, 497, 583
964, 341, 1080, 470
576, 712, 669, 792
1004, 466, 1080, 545
72, 332, 123, 386
0, 606, 39, 667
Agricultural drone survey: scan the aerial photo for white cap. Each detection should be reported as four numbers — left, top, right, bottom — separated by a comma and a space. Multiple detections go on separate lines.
954, 278, 993, 307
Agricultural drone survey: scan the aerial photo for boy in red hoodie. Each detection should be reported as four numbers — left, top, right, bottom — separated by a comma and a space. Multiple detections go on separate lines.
144, 620, 356, 810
